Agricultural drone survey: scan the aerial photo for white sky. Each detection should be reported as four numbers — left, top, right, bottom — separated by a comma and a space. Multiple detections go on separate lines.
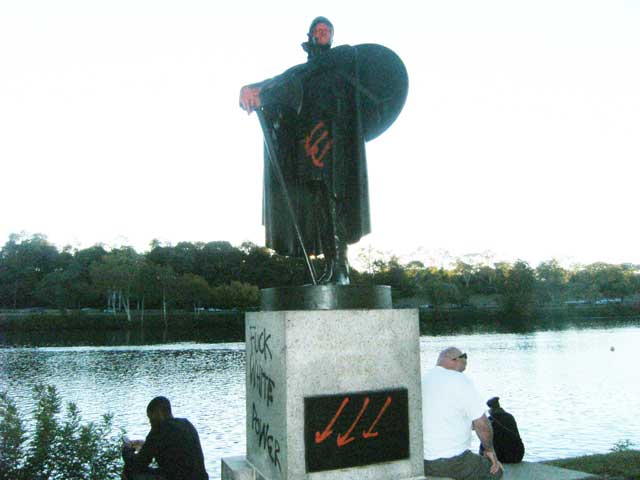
1, 0, 639, 268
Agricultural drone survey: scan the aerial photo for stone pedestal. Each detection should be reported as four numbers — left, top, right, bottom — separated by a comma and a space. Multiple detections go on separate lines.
222, 306, 425, 480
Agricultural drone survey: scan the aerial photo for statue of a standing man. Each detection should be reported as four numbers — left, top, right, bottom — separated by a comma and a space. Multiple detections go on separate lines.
240, 17, 407, 285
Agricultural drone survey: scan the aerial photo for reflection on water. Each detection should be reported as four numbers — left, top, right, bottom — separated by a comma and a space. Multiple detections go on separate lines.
1, 324, 640, 479
0, 326, 244, 348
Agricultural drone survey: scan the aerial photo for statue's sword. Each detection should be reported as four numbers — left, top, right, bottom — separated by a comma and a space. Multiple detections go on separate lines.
256, 109, 318, 285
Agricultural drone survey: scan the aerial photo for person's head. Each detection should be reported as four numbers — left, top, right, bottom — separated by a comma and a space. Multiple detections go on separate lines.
436, 346, 468, 372
308, 16, 334, 47
487, 396, 501, 410
146, 396, 173, 428
302, 16, 334, 58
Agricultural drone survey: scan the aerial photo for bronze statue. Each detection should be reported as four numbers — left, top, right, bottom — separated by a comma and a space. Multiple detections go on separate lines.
240, 17, 407, 285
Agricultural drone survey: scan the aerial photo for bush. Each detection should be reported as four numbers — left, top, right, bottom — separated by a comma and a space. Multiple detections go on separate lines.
0, 391, 25, 480
0, 385, 124, 480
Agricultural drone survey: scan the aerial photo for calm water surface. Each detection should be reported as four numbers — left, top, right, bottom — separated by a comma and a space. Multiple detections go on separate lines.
1, 325, 639, 479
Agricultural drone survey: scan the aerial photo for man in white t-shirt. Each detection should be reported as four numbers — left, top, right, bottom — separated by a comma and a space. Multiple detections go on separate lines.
422, 347, 503, 479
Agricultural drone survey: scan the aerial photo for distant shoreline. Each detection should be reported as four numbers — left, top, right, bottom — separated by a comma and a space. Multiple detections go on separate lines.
1, 304, 639, 346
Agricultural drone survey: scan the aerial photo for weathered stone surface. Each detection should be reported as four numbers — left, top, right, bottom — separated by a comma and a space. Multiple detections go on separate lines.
240, 308, 425, 480
221, 456, 255, 480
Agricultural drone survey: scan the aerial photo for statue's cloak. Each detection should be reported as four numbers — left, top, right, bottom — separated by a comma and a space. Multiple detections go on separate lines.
255, 44, 408, 257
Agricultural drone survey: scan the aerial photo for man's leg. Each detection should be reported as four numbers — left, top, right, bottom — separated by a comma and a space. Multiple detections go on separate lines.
424, 450, 503, 480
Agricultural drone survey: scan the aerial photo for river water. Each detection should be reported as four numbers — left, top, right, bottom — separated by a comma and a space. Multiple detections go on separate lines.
1, 323, 639, 479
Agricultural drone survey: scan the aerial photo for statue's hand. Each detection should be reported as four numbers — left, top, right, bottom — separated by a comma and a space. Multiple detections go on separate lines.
239, 86, 262, 114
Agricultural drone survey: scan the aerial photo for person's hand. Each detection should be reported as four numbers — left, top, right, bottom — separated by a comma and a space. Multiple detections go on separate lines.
239, 86, 262, 114
483, 449, 504, 475
130, 440, 144, 452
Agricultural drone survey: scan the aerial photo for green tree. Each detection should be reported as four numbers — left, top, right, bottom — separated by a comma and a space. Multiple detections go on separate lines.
1, 386, 123, 480
414, 267, 462, 310
155, 264, 178, 329
24, 385, 61, 479
590, 263, 635, 301
422, 279, 462, 311
0, 391, 26, 480
176, 273, 211, 313
471, 265, 499, 295
195, 241, 244, 286
370, 256, 416, 299
502, 260, 537, 318
34, 269, 77, 309
0, 233, 60, 308
535, 259, 568, 304
90, 248, 143, 321
567, 267, 598, 302
210, 281, 260, 310
132, 260, 164, 326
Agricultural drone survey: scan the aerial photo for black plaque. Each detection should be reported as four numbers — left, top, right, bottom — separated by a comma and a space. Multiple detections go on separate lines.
304, 388, 409, 472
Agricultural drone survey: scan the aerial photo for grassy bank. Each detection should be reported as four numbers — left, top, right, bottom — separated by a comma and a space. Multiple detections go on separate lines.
546, 449, 640, 479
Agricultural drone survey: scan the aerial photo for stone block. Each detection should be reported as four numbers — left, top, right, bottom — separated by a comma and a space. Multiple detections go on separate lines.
244, 308, 425, 480
221, 456, 255, 480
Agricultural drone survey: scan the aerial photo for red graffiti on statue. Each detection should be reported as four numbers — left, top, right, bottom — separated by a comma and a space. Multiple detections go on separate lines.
304, 121, 333, 168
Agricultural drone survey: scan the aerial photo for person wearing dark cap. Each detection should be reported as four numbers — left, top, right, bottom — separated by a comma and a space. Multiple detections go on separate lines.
122, 396, 208, 480
480, 397, 525, 464
238, 17, 370, 285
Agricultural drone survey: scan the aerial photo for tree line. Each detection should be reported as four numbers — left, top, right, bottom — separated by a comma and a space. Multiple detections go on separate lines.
1, 233, 639, 318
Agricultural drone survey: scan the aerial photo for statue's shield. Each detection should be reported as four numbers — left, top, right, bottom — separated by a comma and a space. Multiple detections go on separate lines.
352, 43, 409, 141
307, 43, 409, 141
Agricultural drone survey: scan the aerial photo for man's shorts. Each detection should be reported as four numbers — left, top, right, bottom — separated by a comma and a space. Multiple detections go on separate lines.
424, 449, 503, 480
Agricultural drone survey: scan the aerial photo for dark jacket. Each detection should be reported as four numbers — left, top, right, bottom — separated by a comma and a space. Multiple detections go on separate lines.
123, 417, 208, 480
481, 408, 525, 463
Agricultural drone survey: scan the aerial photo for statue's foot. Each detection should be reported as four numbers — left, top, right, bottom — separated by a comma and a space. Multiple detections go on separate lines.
332, 271, 350, 285
318, 259, 334, 284
318, 258, 350, 285
332, 259, 350, 285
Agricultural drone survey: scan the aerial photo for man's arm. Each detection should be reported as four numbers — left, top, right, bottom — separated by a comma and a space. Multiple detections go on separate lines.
122, 432, 159, 473
472, 414, 504, 475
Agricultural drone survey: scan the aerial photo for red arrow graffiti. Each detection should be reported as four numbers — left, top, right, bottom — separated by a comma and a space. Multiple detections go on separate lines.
362, 396, 392, 439
337, 397, 370, 447
315, 397, 349, 444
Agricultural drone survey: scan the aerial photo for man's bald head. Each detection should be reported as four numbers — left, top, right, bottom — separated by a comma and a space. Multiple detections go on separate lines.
437, 346, 468, 372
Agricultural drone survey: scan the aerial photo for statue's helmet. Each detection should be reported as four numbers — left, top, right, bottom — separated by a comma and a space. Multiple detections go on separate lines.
307, 16, 334, 46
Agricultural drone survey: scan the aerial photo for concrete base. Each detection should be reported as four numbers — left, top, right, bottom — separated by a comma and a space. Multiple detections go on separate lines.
501, 461, 596, 479
222, 456, 255, 480
222, 457, 596, 480
222, 455, 425, 480
232, 308, 425, 480
423, 461, 597, 480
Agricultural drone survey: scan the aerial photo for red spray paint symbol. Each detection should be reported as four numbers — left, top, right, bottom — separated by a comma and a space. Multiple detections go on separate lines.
314, 396, 393, 448
305, 121, 333, 168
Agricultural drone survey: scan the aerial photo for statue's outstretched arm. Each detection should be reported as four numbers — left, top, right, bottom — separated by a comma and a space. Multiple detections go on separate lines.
239, 85, 263, 114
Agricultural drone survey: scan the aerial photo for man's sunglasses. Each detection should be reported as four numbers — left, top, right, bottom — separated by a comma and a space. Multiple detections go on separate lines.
454, 353, 468, 360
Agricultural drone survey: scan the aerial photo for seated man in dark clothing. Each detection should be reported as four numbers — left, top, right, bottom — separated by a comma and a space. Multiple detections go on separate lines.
480, 397, 525, 464
122, 396, 209, 480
